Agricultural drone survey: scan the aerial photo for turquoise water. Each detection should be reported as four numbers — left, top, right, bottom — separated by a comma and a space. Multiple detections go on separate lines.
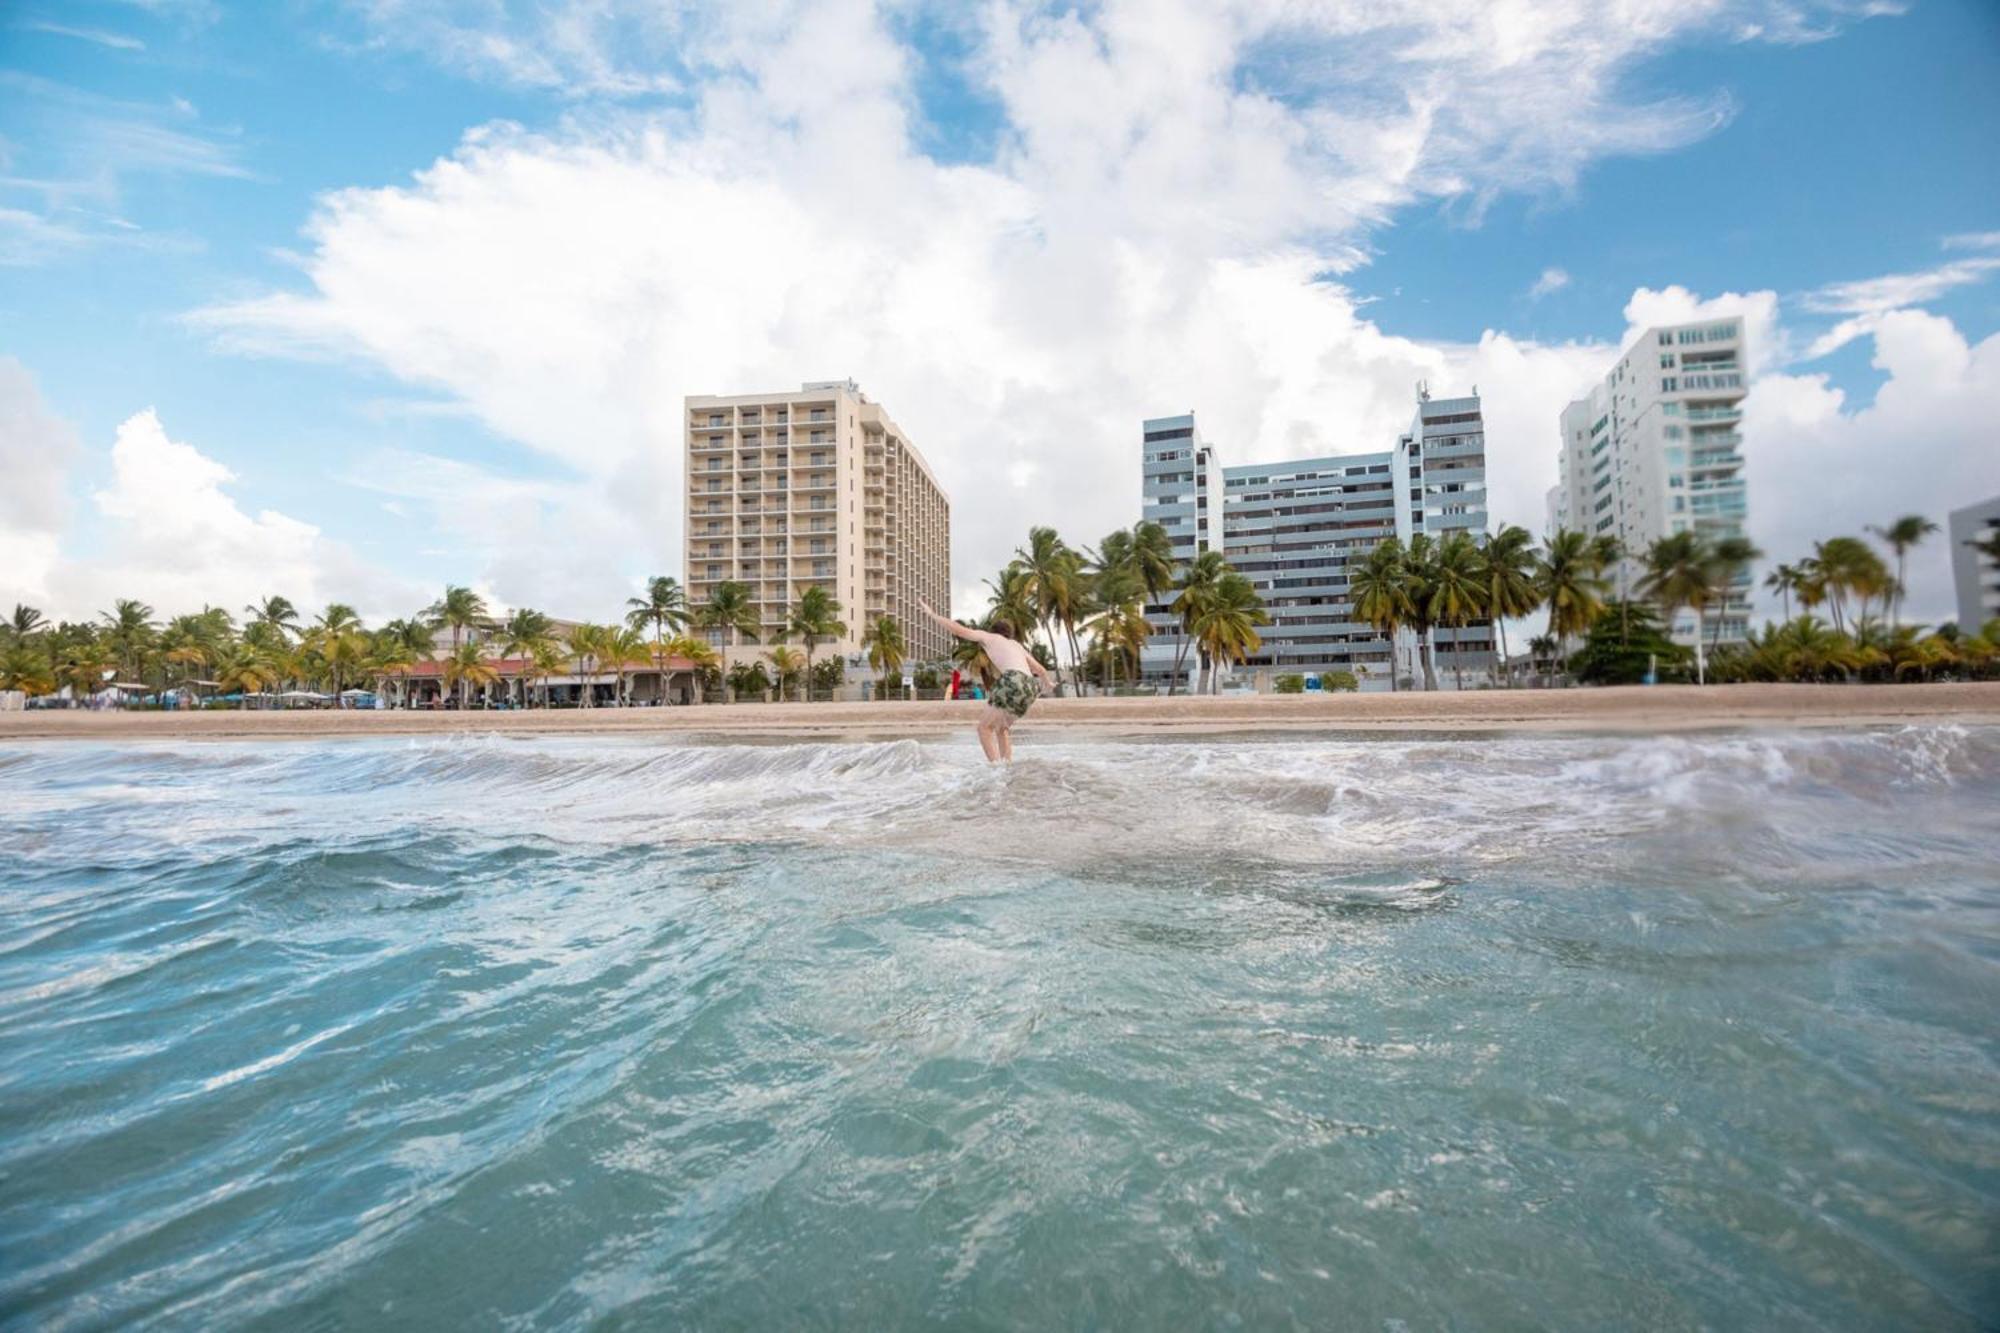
2, 728, 1996, 1329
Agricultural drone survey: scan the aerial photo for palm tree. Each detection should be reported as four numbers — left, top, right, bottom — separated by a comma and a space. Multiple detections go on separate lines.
1349, 538, 1412, 691
213, 642, 280, 705
984, 564, 1040, 651
442, 640, 500, 704
496, 608, 557, 706
863, 614, 906, 699
1401, 533, 1442, 691
306, 604, 369, 704
1189, 572, 1268, 692
1426, 531, 1488, 691
565, 624, 603, 706
244, 595, 302, 642
1637, 532, 1715, 684
425, 585, 488, 706
1087, 569, 1151, 691
764, 646, 805, 701
8, 604, 46, 641
697, 581, 761, 666
529, 638, 567, 708
1867, 515, 1938, 626
726, 660, 773, 703
159, 612, 220, 689
1527, 633, 1559, 686
1129, 521, 1176, 612
1477, 524, 1541, 686
1808, 537, 1890, 634
1965, 528, 2000, 565
1706, 534, 1763, 659
371, 617, 434, 707
665, 633, 720, 704
1764, 562, 1806, 621
1014, 526, 1087, 694
1169, 549, 1228, 694
783, 585, 846, 702
626, 576, 691, 681
98, 599, 156, 681
0, 644, 55, 697
1536, 530, 1612, 662
599, 624, 650, 706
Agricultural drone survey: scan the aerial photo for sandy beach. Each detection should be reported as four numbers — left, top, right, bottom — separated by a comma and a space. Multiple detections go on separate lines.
4, 682, 1998, 741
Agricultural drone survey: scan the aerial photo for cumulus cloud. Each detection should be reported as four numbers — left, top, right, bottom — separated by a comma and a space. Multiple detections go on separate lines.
0, 358, 78, 608
198, 0, 1911, 616
1747, 311, 2000, 624
32, 409, 425, 623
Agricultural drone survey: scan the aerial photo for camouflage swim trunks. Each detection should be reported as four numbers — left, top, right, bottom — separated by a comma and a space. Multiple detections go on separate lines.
987, 669, 1038, 720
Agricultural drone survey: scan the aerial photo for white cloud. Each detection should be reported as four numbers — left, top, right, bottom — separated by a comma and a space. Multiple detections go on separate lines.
1622, 283, 1786, 373
1802, 256, 2000, 317
1942, 230, 2000, 251
32, 409, 426, 624
1746, 310, 2000, 624
198, 0, 1904, 617
0, 72, 251, 261
20, 21, 147, 51
0, 358, 78, 608
1529, 267, 1570, 299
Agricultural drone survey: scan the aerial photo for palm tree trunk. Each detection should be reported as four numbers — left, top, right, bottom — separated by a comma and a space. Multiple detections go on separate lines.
1170, 630, 1190, 696
1692, 605, 1707, 685
1496, 617, 1511, 688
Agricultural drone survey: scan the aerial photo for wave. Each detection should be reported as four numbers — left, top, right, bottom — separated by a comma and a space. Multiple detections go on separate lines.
4, 725, 1996, 888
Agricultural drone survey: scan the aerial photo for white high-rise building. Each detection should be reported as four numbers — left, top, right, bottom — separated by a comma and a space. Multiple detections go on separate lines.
1548, 317, 1750, 645
1139, 389, 1494, 690
1949, 495, 2000, 631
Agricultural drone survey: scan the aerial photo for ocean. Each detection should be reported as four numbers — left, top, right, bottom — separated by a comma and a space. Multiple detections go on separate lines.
2, 727, 1996, 1329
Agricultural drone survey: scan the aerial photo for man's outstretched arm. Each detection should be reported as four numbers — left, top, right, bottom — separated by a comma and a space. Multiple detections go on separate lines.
918, 599, 983, 643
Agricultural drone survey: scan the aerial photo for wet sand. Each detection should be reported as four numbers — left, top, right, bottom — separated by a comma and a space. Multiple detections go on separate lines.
4, 682, 1998, 741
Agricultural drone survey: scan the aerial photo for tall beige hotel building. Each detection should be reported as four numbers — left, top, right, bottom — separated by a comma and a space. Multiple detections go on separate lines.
684, 380, 951, 668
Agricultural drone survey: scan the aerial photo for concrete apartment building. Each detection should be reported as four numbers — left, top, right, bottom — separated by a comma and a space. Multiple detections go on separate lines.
1949, 494, 2000, 630
684, 381, 950, 668
1547, 317, 1750, 645
1139, 390, 1494, 690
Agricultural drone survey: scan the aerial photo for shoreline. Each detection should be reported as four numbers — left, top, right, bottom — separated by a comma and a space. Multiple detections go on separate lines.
3, 682, 1998, 742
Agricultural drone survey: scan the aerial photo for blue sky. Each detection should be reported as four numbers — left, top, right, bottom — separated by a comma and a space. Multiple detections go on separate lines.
3, 0, 1998, 624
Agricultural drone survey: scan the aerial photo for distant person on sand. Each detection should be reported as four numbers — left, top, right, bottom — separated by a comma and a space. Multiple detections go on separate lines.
919, 600, 1053, 763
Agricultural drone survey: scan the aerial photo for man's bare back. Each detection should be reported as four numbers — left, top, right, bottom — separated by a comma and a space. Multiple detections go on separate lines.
918, 600, 1055, 763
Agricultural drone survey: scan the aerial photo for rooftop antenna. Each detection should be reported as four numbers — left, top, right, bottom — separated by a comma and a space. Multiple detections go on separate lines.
1416, 379, 1429, 402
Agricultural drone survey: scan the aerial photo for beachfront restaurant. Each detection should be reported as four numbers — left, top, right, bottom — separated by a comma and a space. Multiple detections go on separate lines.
396, 655, 702, 708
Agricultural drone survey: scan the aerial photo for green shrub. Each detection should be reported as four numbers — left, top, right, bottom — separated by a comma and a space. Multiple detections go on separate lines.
1274, 673, 1306, 694
1321, 670, 1359, 693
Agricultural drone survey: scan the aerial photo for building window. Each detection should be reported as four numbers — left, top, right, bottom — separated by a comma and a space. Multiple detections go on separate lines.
1661, 377, 1678, 393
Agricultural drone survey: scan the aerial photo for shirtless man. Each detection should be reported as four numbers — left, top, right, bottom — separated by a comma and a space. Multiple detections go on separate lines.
919, 600, 1055, 763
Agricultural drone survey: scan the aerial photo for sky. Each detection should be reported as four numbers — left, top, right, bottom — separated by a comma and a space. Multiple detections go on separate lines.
2, 0, 1998, 628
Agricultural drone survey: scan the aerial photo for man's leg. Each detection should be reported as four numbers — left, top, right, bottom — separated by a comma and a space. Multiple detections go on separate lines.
976, 716, 1001, 763
995, 716, 1014, 762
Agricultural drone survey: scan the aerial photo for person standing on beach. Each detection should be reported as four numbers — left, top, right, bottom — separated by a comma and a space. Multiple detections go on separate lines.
918, 600, 1053, 763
